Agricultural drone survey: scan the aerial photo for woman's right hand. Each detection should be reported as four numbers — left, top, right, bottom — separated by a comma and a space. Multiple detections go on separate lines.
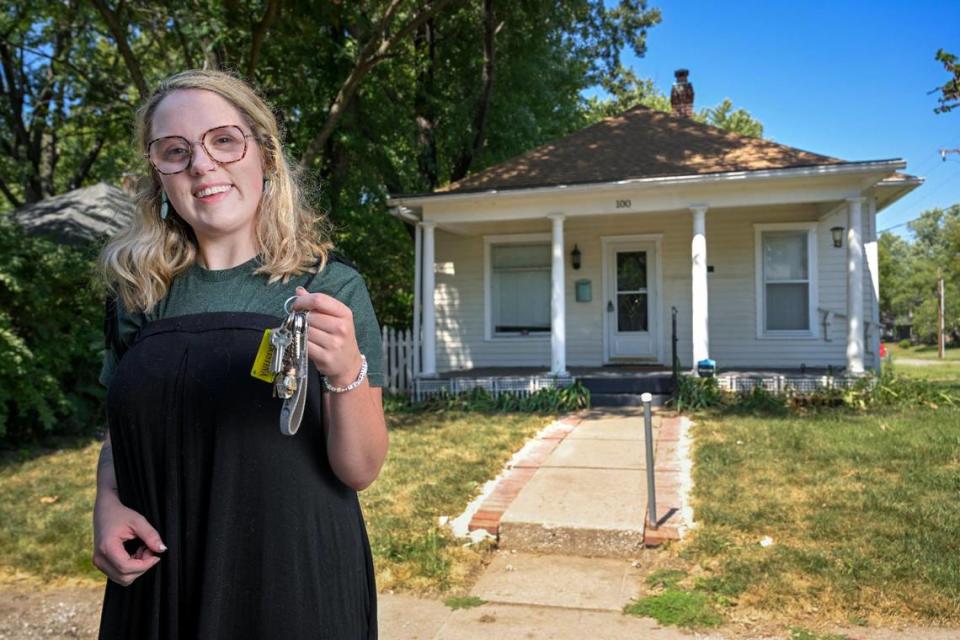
92, 495, 166, 586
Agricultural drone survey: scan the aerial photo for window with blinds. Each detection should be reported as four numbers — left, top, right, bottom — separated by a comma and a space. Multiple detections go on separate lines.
491, 243, 551, 335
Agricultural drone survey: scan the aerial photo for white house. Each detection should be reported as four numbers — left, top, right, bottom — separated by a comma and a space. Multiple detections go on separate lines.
387, 71, 920, 398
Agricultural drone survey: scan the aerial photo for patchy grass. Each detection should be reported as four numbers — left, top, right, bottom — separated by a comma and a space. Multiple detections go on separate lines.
363, 410, 549, 593
443, 595, 486, 610
0, 410, 552, 594
680, 407, 960, 627
645, 568, 688, 590
0, 438, 103, 584
624, 589, 723, 628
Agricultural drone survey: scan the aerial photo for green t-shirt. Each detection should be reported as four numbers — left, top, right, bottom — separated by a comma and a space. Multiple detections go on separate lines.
100, 256, 384, 388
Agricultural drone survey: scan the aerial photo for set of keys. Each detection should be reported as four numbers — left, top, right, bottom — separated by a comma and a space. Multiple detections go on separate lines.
270, 306, 309, 400
249, 296, 311, 435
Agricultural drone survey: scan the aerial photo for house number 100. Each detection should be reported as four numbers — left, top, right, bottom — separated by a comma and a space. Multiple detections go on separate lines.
616, 199, 632, 209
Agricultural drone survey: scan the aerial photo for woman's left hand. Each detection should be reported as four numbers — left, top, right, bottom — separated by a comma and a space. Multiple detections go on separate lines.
292, 286, 364, 388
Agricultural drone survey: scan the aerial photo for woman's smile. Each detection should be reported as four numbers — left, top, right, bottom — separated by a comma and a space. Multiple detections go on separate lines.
193, 182, 235, 203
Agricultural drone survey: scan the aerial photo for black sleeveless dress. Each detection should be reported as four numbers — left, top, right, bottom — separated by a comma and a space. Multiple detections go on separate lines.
98, 311, 377, 639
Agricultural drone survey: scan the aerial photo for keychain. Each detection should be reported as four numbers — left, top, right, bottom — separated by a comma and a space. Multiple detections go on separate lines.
251, 296, 310, 435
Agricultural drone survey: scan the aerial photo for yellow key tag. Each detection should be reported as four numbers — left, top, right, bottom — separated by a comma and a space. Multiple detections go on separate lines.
251, 329, 276, 383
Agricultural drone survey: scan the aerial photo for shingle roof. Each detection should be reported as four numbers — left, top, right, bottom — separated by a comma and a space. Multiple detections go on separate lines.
11, 182, 134, 244
437, 105, 846, 194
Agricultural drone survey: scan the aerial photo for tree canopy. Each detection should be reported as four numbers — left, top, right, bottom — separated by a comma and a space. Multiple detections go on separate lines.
934, 48, 959, 114
583, 66, 764, 137
0, 0, 769, 327
879, 205, 960, 342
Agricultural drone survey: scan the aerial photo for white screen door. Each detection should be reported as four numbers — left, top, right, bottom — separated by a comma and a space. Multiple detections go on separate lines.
604, 241, 658, 360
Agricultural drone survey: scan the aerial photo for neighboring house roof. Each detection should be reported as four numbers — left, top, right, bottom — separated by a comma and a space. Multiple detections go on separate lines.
429, 104, 851, 195
11, 182, 134, 244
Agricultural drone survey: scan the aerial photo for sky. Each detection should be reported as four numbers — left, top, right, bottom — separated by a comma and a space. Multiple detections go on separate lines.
606, 0, 960, 238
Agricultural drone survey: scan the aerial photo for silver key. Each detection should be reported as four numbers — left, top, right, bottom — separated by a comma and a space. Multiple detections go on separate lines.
270, 325, 292, 375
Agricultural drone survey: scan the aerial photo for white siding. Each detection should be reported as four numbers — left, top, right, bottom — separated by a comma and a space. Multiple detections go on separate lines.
431, 204, 861, 372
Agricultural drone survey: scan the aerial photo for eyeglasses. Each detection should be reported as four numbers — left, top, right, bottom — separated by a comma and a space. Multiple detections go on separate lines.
146, 125, 259, 175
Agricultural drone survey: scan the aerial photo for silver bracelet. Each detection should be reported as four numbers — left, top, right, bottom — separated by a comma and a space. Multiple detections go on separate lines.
322, 354, 367, 393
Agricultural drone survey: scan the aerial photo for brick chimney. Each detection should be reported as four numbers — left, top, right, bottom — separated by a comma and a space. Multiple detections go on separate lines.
670, 69, 694, 118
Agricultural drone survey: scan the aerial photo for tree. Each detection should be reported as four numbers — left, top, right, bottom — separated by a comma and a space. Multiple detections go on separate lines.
881, 206, 960, 343
0, 0, 666, 328
934, 48, 959, 114
582, 67, 764, 137
878, 231, 914, 329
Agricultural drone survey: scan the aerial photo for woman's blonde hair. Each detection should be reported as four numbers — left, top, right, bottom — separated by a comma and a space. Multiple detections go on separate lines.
99, 69, 333, 312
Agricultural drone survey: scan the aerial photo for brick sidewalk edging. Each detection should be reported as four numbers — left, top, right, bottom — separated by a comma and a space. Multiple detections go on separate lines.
467, 409, 689, 547
467, 410, 587, 535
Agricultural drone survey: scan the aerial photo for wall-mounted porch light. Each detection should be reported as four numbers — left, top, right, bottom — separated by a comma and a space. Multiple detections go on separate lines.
571, 244, 582, 270
830, 226, 844, 248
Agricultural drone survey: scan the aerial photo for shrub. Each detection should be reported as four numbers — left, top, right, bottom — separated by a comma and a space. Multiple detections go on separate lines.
733, 384, 788, 414
391, 380, 590, 414
898, 339, 911, 350
0, 218, 105, 445
671, 375, 724, 412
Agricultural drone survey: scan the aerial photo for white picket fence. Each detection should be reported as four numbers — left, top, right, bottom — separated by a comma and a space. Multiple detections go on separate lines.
380, 326, 415, 394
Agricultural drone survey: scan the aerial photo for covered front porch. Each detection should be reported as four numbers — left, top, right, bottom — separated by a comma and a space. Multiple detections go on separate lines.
397, 192, 886, 383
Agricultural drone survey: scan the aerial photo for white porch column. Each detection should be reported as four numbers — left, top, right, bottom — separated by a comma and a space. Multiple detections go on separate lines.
864, 197, 881, 370
548, 213, 569, 376
421, 222, 437, 377
846, 198, 865, 374
413, 222, 422, 377
690, 206, 710, 367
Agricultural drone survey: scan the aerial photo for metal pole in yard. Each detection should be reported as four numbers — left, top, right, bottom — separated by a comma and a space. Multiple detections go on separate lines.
642, 392, 657, 529
938, 274, 945, 359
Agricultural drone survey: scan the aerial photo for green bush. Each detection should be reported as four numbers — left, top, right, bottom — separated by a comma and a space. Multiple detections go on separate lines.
669, 369, 958, 416
390, 380, 590, 414
733, 384, 788, 415
898, 339, 911, 350
670, 375, 723, 412
0, 217, 105, 445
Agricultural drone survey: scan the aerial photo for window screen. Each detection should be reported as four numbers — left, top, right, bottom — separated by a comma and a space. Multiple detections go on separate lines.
763, 232, 810, 331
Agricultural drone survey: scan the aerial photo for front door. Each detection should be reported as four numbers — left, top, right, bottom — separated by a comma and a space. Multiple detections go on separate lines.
604, 241, 658, 361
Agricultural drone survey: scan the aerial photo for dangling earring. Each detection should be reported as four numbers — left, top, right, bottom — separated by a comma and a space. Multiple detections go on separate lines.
160, 191, 169, 221
262, 175, 270, 191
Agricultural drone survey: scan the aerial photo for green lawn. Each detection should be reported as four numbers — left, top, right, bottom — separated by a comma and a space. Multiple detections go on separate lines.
674, 405, 960, 628
884, 360, 960, 389
886, 342, 960, 361
0, 410, 551, 593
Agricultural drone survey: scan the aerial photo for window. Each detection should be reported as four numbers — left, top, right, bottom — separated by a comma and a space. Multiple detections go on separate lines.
490, 242, 551, 336
755, 224, 818, 337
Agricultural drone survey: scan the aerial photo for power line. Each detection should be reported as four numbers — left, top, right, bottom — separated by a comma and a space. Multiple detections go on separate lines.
879, 220, 913, 233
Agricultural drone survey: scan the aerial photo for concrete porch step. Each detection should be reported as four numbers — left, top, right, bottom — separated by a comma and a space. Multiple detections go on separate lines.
578, 374, 675, 395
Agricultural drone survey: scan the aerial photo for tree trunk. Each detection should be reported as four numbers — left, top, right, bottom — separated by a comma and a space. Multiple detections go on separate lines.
300, 0, 462, 170
449, 0, 499, 182
413, 19, 438, 190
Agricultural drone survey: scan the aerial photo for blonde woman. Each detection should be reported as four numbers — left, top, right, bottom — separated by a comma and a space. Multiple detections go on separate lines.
93, 70, 387, 639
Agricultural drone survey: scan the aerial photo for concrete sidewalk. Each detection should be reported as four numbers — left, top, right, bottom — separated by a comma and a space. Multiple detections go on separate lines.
378, 590, 701, 640
469, 406, 689, 551
377, 592, 960, 640
374, 406, 960, 639
377, 406, 699, 639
